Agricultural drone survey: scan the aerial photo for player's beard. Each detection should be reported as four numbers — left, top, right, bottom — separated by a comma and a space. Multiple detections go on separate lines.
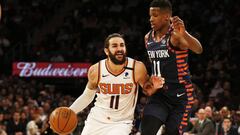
108, 50, 126, 65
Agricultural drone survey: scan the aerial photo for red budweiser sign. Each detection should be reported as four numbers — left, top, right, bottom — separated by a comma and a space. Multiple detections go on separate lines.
12, 62, 91, 78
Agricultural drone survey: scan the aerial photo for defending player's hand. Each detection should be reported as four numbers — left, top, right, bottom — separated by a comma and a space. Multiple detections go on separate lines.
143, 76, 165, 96
170, 16, 186, 35
170, 16, 189, 49
151, 75, 165, 89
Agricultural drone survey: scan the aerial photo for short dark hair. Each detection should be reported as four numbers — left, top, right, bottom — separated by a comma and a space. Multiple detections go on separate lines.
150, 0, 172, 12
104, 33, 124, 48
223, 116, 233, 122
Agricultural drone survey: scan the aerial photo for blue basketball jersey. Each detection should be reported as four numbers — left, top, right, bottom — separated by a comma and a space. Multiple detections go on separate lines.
145, 29, 191, 84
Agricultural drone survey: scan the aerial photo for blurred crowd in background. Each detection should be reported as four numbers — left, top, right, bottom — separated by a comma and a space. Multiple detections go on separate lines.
0, 0, 240, 134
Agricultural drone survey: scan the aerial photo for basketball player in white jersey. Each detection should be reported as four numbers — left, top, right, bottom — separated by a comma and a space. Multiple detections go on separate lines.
69, 33, 165, 135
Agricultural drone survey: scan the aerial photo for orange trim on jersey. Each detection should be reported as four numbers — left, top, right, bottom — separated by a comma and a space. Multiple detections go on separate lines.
186, 105, 192, 109
132, 60, 136, 84
132, 60, 138, 107
177, 63, 188, 68
178, 72, 188, 76
105, 58, 128, 77
176, 50, 188, 54
177, 68, 188, 72
132, 85, 138, 107
179, 80, 186, 84
185, 84, 193, 88
182, 117, 188, 121
179, 81, 195, 133
176, 54, 188, 59
188, 101, 194, 104
176, 59, 185, 63
97, 61, 101, 85
181, 121, 188, 126
188, 97, 194, 100
183, 66, 189, 71
178, 76, 183, 80
186, 88, 194, 92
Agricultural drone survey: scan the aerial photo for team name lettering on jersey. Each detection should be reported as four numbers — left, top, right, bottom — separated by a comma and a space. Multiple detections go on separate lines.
147, 50, 170, 58
99, 83, 134, 94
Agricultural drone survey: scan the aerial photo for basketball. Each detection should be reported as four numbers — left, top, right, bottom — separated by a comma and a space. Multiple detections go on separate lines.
49, 107, 78, 134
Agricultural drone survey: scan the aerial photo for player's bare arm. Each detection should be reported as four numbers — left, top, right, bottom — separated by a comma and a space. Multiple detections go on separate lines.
87, 63, 99, 90
170, 16, 203, 54
69, 63, 99, 114
134, 61, 164, 96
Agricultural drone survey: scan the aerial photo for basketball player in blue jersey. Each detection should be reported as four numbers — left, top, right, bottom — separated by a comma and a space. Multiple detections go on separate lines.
68, 33, 165, 135
141, 0, 203, 135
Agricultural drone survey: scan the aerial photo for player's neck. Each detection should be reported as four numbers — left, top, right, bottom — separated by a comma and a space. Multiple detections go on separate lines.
154, 25, 170, 40
106, 59, 126, 74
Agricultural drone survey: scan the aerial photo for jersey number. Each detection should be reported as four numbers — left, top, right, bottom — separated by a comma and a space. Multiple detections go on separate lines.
153, 60, 161, 76
110, 95, 120, 109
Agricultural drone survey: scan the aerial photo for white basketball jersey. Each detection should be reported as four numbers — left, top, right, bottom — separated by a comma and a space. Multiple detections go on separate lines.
89, 57, 138, 123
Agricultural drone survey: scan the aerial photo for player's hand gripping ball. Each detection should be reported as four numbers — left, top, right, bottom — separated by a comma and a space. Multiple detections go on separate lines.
49, 107, 78, 134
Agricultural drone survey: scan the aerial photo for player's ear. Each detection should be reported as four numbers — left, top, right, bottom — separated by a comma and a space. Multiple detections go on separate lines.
104, 48, 109, 56
165, 14, 171, 22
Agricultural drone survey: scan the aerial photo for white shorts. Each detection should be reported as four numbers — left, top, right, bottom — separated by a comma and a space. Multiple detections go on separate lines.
81, 115, 133, 135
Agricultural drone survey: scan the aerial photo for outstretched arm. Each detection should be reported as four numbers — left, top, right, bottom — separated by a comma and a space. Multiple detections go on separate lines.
134, 61, 164, 96
170, 16, 203, 54
69, 63, 99, 114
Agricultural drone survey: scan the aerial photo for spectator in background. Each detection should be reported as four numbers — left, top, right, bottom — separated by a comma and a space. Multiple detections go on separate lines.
135, 96, 148, 133
26, 109, 41, 135
0, 112, 7, 133
184, 108, 215, 135
216, 81, 236, 109
205, 106, 213, 121
6, 111, 25, 135
20, 111, 28, 133
220, 106, 231, 118
232, 111, 240, 134
0, 129, 7, 135
212, 111, 223, 135
218, 116, 238, 135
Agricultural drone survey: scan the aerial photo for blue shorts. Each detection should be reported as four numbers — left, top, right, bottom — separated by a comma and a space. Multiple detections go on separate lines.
143, 82, 193, 133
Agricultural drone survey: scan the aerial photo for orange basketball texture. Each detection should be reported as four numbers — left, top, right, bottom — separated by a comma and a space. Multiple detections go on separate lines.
49, 107, 78, 134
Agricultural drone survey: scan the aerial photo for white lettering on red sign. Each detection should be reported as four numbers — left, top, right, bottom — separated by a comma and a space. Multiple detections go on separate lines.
14, 62, 90, 77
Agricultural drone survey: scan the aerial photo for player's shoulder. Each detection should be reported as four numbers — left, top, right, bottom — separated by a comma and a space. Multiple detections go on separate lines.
88, 62, 99, 79
144, 31, 152, 45
144, 31, 151, 39
134, 60, 144, 65
134, 60, 146, 70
